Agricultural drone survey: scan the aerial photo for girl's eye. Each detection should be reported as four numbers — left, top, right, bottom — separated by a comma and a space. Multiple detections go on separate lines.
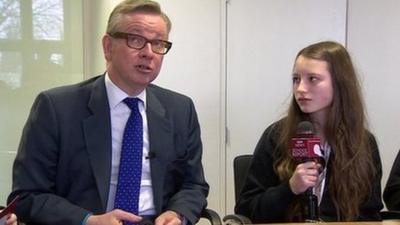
292, 77, 300, 83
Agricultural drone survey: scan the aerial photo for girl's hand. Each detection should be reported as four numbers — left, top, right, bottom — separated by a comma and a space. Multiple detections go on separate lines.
289, 161, 321, 194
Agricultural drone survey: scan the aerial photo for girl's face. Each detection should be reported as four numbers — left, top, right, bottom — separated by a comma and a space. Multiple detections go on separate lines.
292, 55, 334, 123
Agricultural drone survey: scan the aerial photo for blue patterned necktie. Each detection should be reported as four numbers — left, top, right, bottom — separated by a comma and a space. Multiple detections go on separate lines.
114, 97, 143, 224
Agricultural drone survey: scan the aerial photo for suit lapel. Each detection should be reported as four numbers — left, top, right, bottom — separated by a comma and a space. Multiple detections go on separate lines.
146, 87, 174, 214
83, 76, 112, 211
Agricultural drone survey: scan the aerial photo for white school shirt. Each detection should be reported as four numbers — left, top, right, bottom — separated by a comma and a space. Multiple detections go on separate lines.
315, 143, 331, 205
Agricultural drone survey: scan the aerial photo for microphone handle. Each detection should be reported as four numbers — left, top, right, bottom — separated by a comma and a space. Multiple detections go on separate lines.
303, 188, 319, 222
305, 187, 313, 196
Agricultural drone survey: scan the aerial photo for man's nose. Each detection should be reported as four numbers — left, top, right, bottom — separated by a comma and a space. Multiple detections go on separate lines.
139, 43, 154, 58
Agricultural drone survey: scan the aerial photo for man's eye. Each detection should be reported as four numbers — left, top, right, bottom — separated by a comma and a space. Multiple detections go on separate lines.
130, 36, 144, 45
152, 41, 164, 49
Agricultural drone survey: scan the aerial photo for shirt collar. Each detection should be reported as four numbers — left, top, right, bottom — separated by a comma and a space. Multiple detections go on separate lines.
104, 72, 147, 109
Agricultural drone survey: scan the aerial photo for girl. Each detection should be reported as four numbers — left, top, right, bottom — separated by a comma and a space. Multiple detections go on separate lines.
235, 41, 383, 222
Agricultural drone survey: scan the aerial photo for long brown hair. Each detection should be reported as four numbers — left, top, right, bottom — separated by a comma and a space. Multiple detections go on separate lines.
275, 41, 375, 221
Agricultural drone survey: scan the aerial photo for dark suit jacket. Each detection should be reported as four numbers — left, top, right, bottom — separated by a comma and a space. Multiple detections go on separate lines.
8, 75, 209, 225
383, 150, 400, 210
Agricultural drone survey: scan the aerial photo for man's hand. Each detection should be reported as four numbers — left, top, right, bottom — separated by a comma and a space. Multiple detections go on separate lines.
4, 213, 17, 225
155, 210, 183, 225
86, 209, 142, 225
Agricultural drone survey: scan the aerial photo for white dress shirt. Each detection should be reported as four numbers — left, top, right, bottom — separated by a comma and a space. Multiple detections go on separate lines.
104, 73, 155, 216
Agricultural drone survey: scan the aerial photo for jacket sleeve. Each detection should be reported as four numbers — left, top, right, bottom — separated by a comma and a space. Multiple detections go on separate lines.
235, 123, 296, 223
8, 92, 91, 225
383, 150, 400, 210
162, 98, 209, 225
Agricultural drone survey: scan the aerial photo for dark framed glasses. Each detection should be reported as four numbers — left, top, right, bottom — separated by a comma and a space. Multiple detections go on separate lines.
109, 32, 172, 55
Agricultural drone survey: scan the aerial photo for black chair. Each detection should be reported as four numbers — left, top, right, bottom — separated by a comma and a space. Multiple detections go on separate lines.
223, 155, 253, 225
232, 155, 253, 202
201, 208, 223, 225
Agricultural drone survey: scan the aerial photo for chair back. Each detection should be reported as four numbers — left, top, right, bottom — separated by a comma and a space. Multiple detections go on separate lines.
233, 155, 253, 202
223, 155, 254, 224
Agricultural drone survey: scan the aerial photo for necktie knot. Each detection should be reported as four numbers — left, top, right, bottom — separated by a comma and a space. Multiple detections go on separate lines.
123, 97, 140, 111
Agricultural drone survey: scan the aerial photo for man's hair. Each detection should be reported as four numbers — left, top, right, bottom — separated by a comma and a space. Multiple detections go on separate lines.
106, 0, 171, 35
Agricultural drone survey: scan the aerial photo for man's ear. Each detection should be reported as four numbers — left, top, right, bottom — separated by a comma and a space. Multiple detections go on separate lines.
102, 35, 113, 61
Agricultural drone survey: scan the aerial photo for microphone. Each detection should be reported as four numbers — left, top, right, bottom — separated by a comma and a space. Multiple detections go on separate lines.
291, 121, 321, 222
291, 121, 323, 165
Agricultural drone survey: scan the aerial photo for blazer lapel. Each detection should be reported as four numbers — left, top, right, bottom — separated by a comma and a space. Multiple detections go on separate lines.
83, 76, 112, 211
146, 88, 174, 214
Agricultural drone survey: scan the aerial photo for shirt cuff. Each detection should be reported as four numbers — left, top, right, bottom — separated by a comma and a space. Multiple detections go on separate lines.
81, 212, 93, 225
181, 216, 188, 225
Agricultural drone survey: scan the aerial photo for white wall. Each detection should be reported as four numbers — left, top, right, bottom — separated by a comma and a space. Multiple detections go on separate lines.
347, 0, 400, 192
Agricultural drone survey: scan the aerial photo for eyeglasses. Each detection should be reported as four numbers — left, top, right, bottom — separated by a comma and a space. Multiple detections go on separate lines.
108, 32, 172, 55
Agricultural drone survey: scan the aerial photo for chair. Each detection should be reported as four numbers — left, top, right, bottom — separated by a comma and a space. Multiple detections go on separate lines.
223, 155, 253, 225
202, 208, 223, 225
232, 155, 253, 202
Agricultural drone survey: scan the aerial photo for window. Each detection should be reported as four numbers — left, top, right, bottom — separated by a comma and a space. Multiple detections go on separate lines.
0, 0, 83, 203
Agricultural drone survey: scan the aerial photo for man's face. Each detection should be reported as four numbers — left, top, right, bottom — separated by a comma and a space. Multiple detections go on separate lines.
103, 12, 169, 96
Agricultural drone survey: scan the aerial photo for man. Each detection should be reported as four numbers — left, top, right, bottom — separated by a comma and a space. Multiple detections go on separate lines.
383, 150, 400, 210
8, 1, 209, 225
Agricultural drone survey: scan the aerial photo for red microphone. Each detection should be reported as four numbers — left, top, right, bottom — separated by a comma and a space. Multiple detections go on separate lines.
291, 121, 321, 222
291, 121, 322, 165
